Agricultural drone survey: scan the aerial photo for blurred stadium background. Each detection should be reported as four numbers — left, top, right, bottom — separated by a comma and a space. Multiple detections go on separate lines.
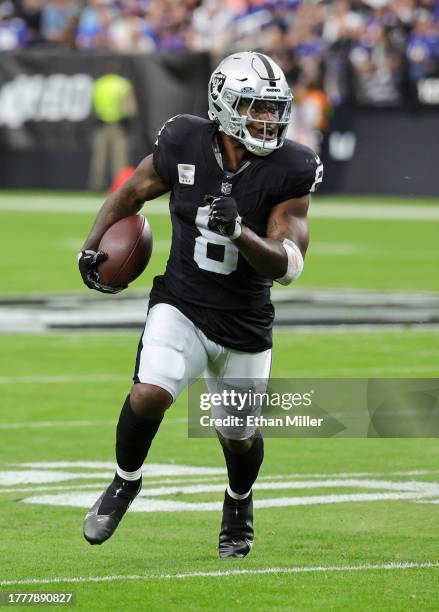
1, 0, 439, 193
1, 1, 439, 609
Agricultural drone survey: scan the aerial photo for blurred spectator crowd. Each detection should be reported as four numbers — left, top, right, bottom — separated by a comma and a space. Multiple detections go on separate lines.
1, 0, 439, 107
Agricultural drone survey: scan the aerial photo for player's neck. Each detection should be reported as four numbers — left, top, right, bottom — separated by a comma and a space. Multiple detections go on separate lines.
219, 132, 251, 173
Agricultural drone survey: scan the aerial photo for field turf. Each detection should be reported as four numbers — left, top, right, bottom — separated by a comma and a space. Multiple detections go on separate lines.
1, 192, 438, 294
1, 192, 439, 610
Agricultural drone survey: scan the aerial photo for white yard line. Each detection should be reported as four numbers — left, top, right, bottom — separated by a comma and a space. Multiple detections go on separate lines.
3, 469, 439, 495
9, 478, 434, 500
21, 479, 439, 507
0, 475, 228, 494
1, 561, 438, 587
21, 490, 437, 511
0, 417, 187, 429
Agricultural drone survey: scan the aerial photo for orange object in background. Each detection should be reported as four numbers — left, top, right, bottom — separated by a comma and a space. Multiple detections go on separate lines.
109, 166, 135, 193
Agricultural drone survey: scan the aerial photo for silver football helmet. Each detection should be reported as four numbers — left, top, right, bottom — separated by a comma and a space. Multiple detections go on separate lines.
208, 51, 293, 157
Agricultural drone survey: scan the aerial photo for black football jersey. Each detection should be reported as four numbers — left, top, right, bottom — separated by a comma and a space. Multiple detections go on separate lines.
148, 114, 323, 352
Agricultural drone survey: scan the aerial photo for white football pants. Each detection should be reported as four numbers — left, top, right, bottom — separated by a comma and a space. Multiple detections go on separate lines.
134, 303, 272, 439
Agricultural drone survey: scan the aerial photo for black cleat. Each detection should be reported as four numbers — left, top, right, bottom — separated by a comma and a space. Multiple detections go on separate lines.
83, 475, 141, 545
219, 491, 254, 558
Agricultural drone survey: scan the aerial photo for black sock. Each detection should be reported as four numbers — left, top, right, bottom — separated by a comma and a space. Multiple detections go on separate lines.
222, 434, 264, 497
115, 394, 163, 474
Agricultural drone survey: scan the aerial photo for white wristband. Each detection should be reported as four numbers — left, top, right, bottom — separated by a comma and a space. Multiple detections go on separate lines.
230, 216, 242, 240
275, 239, 304, 285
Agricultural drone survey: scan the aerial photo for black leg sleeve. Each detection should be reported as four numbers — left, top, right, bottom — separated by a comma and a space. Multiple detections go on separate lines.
222, 434, 264, 495
115, 395, 163, 472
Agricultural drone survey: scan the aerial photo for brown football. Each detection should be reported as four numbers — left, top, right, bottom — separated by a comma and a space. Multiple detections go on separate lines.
97, 215, 153, 287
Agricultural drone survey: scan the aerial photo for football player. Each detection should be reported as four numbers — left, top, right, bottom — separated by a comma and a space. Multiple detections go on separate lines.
78, 51, 323, 558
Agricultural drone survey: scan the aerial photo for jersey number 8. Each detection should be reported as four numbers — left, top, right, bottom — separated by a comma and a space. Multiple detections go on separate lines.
194, 205, 239, 274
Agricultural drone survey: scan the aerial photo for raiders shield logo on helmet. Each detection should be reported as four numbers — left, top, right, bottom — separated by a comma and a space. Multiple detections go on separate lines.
210, 72, 226, 101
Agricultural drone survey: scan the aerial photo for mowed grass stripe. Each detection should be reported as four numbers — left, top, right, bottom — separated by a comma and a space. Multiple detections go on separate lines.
1, 196, 438, 292
0, 363, 436, 383
1, 330, 437, 382
2, 203, 438, 293
1, 195, 439, 220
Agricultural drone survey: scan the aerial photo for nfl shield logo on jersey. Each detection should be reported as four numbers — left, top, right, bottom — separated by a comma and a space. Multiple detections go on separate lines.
221, 181, 232, 196
178, 164, 195, 185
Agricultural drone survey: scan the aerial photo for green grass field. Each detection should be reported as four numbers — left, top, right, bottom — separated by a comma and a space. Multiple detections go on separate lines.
1, 192, 439, 610
1, 192, 439, 294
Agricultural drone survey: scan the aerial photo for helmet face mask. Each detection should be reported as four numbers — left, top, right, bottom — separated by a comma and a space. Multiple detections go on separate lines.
208, 52, 293, 157
239, 97, 290, 148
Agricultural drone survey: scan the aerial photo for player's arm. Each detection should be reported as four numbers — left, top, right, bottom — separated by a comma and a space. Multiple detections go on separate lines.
82, 154, 169, 251
79, 155, 169, 293
207, 195, 309, 284
236, 195, 308, 283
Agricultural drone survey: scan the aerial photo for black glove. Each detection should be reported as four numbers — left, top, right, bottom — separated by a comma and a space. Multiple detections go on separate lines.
77, 250, 127, 294
206, 195, 242, 239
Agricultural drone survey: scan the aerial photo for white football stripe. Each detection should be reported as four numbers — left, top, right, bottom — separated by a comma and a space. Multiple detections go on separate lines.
107, 478, 439, 497
1, 561, 439, 587
0, 471, 115, 485
4, 469, 439, 494
0, 464, 225, 486
22, 490, 437, 511
0, 476, 228, 494
0, 417, 186, 429
4, 474, 439, 496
